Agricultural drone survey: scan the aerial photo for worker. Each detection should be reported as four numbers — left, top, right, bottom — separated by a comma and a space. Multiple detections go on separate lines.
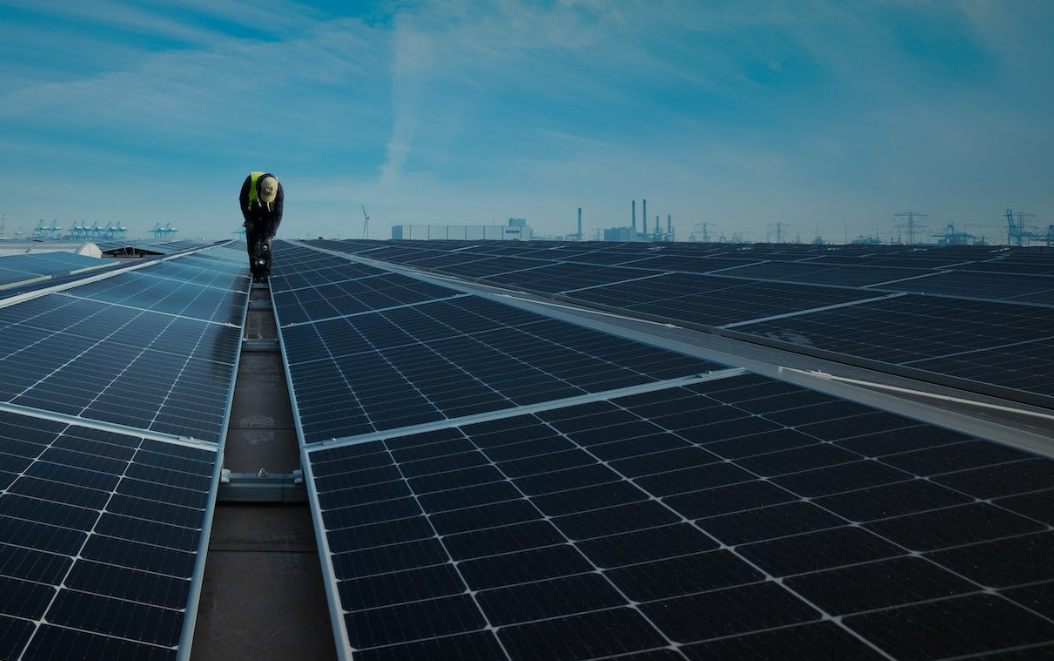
239, 171, 284, 282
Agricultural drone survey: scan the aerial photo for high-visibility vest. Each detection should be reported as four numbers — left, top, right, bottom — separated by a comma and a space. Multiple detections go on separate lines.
246, 171, 274, 210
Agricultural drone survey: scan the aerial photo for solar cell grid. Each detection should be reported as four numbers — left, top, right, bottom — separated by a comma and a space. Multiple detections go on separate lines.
622, 255, 760, 273
273, 272, 461, 324
739, 294, 1054, 398
432, 256, 548, 279
59, 273, 243, 324
0, 253, 118, 290
305, 372, 1054, 661
557, 252, 650, 266
137, 260, 247, 289
0, 294, 240, 441
481, 262, 657, 294
0, 411, 216, 661
571, 273, 883, 327
959, 255, 1054, 275
281, 294, 717, 442
874, 270, 1054, 305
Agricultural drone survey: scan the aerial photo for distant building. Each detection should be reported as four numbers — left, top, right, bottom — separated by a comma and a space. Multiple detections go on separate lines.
603, 227, 632, 241
391, 218, 532, 241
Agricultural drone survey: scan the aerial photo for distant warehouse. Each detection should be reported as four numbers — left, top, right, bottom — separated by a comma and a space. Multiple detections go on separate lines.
391, 218, 532, 240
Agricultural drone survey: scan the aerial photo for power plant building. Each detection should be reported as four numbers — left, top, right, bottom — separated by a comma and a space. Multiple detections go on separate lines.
391, 218, 532, 240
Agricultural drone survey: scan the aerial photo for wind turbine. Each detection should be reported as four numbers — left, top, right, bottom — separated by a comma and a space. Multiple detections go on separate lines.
361, 204, 370, 239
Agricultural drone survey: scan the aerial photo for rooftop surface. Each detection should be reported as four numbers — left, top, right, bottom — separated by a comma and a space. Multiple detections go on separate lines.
0, 239, 1051, 661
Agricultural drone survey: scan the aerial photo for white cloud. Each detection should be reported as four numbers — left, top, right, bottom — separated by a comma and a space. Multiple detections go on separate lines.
0, 0, 1051, 243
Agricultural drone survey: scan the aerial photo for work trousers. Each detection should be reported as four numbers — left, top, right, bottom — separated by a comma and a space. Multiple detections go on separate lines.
245, 223, 273, 279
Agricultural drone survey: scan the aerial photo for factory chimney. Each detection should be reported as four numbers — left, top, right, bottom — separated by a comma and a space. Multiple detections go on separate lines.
577, 208, 582, 241
631, 201, 637, 239
642, 199, 648, 238
667, 214, 672, 241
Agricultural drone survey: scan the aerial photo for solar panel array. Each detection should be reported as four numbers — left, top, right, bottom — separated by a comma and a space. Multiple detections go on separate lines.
0, 249, 246, 441
272, 242, 721, 443
300, 373, 1054, 661
0, 244, 246, 661
273, 240, 1054, 661
95, 239, 216, 256
0, 411, 216, 661
0, 252, 118, 293
308, 239, 1054, 407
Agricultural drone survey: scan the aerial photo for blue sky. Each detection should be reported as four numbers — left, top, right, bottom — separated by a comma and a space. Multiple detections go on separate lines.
1, 0, 1051, 243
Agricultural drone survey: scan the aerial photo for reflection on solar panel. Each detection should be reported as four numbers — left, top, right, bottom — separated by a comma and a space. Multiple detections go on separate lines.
0, 410, 218, 661
0, 297, 240, 441
0, 248, 245, 441
0, 252, 117, 290
301, 372, 1054, 661
58, 272, 245, 325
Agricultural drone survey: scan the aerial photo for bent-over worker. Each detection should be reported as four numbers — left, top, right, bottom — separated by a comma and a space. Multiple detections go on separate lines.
239, 172, 283, 282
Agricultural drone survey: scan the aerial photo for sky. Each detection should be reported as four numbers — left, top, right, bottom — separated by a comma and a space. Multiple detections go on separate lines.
1, 0, 1052, 244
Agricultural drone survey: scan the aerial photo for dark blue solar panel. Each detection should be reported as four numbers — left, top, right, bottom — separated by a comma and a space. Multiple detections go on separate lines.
304, 372, 1054, 660
269, 242, 389, 292
59, 272, 244, 324
273, 272, 459, 324
0, 411, 216, 661
0, 249, 244, 441
569, 273, 881, 327
480, 262, 656, 294
875, 270, 1054, 305
737, 294, 1054, 399
281, 295, 718, 442
0, 252, 118, 290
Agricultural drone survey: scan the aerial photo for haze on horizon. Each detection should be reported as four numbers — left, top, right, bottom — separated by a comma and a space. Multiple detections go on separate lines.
1, 0, 1051, 244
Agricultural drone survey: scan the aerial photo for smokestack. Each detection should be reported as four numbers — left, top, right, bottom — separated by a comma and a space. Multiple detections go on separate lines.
631, 201, 637, 238
642, 199, 648, 237
577, 208, 582, 241
656, 216, 660, 239
667, 214, 672, 240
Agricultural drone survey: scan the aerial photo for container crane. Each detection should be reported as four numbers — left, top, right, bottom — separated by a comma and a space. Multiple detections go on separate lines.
1006, 209, 1040, 247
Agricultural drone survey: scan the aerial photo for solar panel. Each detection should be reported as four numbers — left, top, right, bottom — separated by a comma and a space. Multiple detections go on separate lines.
480, 262, 657, 294
737, 294, 1054, 399
569, 273, 884, 327
56, 272, 245, 325
287, 238, 1054, 406
279, 294, 719, 443
0, 249, 245, 441
717, 261, 934, 287
299, 372, 1054, 661
273, 272, 460, 325
622, 254, 761, 273
0, 409, 218, 661
874, 270, 1054, 305
435, 257, 548, 279
959, 255, 1054, 275
0, 252, 118, 290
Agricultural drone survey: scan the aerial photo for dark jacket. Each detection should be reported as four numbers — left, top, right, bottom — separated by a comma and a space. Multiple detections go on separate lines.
239, 173, 284, 238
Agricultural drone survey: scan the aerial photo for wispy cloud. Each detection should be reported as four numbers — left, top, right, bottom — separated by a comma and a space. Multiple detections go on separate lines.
0, 0, 1051, 242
